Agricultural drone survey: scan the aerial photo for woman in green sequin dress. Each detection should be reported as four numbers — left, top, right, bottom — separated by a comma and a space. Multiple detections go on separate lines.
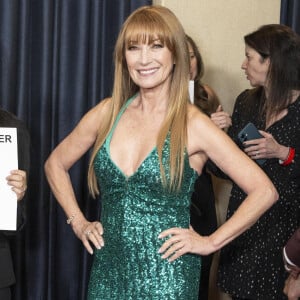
44, 5, 278, 300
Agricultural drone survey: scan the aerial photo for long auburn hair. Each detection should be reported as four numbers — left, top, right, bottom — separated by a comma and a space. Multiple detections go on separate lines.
244, 24, 300, 121
88, 5, 190, 197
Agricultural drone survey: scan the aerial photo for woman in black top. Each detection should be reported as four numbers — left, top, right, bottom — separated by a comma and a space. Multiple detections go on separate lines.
217, 24, 300, 300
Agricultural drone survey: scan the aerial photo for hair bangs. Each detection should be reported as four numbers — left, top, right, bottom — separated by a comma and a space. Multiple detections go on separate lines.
124, 12, 173, 50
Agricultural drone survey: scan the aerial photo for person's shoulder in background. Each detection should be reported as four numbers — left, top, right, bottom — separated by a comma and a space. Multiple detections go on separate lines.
284, 228, 300, 267
0, 108, 26, 128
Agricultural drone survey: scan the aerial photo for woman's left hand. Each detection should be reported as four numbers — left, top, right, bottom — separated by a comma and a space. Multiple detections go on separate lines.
6, 169, 27, 201
243, 130, 288, 161
158, 226, 213, 262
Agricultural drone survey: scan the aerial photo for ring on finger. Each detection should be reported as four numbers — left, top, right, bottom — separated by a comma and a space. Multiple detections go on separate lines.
84, 230, 92, 237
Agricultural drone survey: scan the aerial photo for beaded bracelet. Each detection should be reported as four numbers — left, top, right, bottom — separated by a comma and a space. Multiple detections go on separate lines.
279, 147, 295, 166
66, 214, 76, 225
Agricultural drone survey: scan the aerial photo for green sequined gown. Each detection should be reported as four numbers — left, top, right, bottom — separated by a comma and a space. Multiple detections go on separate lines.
87, 97, 201, 300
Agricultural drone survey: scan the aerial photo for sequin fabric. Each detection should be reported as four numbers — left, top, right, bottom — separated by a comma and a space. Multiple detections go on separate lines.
87, 97, 201, 300
217, 90, 300, 300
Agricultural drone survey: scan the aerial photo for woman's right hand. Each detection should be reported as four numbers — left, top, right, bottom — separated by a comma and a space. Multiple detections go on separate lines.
71, 215, 104, 254
210, 105, 232, 129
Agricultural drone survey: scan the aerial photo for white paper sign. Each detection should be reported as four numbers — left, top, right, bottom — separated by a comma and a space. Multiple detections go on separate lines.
0, 128, 18, 230
189, 80, 194, 104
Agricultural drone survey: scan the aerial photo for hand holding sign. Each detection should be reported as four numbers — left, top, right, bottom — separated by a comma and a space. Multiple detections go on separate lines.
0, 128, 18, 230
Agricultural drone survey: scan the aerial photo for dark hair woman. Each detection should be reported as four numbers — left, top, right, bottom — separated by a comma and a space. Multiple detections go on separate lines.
217, 24, 300, 300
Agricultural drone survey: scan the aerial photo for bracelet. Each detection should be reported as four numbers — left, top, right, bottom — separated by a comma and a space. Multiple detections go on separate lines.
66, 214, 76, 225
279, 147, 295, 166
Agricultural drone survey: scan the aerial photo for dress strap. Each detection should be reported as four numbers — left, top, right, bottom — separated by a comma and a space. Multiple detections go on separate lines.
105, 94, 137, 148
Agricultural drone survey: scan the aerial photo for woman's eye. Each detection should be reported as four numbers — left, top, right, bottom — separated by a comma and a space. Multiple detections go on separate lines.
127, 45, 138, 50
152, 43, 163, 49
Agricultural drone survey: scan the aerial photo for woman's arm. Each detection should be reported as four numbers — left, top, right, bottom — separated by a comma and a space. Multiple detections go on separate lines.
44, 99, 109, 254
159, 109, 278, 260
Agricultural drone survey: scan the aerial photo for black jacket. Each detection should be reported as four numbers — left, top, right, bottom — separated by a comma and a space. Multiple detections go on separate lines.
0, 109, 30, 289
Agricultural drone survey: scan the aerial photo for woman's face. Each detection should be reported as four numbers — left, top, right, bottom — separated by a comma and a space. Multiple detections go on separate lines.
125, 37, 174, 91
241, 45, 270, 88
188, 42, 197, 80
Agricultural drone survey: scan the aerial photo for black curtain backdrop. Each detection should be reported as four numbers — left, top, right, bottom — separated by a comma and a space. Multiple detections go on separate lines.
280, 0, 300, 34
0, 0, 151, 299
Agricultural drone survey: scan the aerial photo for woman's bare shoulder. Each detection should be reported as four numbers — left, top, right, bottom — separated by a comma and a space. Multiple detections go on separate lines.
76, 97, 112, 133
203, 84, 220, 103
92, 97, 111, 113
203, 84, 216, 96
85, 97, 111, 119
188, 103, 211, 126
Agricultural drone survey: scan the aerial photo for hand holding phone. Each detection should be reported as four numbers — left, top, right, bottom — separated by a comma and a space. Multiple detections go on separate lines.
238, 122, 266, 165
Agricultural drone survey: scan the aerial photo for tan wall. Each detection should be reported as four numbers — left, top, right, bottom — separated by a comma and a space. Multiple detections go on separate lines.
153, 0, 280, 113
153, 1, 280, 299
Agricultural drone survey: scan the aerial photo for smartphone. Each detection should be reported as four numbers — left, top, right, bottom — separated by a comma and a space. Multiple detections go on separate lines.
238, 122, 266, 165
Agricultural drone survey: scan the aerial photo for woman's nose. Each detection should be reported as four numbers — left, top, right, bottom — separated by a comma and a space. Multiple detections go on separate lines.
140, 47, 151, 64
241, 59, 247, 69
